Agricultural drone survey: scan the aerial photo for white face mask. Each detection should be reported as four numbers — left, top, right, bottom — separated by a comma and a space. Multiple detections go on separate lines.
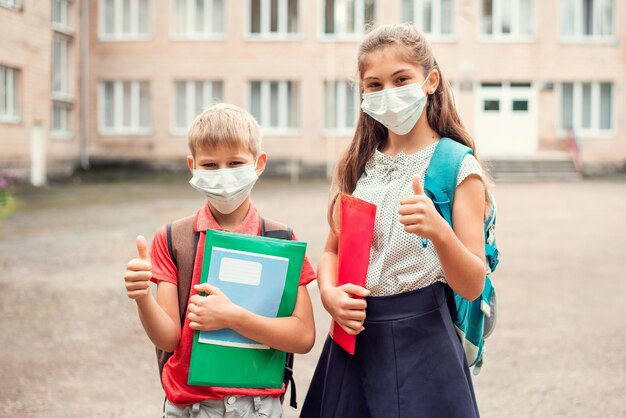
189, 164, 258, 214
360, 74, 431, 135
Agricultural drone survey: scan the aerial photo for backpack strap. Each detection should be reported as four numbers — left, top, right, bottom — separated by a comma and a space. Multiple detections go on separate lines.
168, 215, 200, 325
155, 215, 199, 382
423, 137, 473, 228
260, 216, 293, 240
259, 216, 297, 409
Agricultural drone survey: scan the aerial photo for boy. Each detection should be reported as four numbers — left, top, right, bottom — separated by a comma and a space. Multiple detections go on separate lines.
123, 104, 316, 417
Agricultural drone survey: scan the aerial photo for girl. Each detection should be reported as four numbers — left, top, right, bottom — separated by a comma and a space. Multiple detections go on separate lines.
301, 23, 488, 418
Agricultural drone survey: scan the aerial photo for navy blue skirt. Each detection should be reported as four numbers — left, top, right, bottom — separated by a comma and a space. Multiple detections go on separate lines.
300, 282, 479, 418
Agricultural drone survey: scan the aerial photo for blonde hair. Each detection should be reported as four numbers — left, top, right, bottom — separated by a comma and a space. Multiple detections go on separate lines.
187, 103, 262, 157
329, 23, 490, 227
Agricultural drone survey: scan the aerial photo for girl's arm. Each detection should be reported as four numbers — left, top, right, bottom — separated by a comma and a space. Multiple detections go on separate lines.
124, 236, 181, 352
399, 175, 486, 301
188, 284, 315, 354
316, 230, 370, 335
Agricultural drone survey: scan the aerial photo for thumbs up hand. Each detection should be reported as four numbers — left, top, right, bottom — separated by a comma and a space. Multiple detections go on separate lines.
124, 235, 153, 300
399, 175, 446, 241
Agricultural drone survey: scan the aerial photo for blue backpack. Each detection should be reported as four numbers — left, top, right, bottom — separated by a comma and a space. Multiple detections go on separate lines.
424, 137, 500, 375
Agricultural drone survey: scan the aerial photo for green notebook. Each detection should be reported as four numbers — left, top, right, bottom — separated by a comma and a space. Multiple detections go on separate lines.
188, 229, 306, 388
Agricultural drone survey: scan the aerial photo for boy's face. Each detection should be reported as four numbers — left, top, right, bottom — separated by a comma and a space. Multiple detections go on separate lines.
187, 144, 267, 175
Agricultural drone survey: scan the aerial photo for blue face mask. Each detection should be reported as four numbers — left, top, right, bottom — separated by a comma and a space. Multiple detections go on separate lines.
360, 74, 431, 135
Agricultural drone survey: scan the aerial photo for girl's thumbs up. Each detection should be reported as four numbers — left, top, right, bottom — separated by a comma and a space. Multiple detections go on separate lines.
412, 175, 425, 195
136, 235, 149, 260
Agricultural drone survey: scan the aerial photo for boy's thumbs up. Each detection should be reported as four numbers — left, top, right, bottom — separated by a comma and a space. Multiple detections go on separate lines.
412, 175, 424, 195
136, 235, 149, 260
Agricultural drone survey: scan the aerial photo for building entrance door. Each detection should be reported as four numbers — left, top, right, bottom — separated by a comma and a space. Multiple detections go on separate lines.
474, 82, 538, 157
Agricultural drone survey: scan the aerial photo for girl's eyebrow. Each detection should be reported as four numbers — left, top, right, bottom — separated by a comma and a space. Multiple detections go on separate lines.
364, 68, 413, 80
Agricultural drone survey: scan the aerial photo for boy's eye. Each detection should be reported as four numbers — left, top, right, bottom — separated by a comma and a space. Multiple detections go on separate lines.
201, 162, 217, 168
229, 161, 244, 166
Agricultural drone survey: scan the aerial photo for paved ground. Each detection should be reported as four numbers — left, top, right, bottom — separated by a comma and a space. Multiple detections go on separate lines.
0, 175, 625, 418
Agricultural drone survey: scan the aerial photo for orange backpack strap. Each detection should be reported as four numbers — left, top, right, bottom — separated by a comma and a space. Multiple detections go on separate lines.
155, 215, 199, 382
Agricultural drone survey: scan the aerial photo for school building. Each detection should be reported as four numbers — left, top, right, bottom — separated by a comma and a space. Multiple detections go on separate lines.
1, 0, 625, 183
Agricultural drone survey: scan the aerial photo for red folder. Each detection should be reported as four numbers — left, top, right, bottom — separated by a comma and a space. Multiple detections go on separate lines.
329, 194, 376, 354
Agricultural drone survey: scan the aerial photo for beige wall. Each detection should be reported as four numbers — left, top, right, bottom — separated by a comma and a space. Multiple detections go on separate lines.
0, 1, 82, 177
2, 0, 624, 177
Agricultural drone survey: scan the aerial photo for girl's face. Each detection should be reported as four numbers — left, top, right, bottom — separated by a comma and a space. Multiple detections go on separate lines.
361, 46, 438, 95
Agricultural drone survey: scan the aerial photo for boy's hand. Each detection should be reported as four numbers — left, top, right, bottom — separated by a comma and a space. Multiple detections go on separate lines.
124, 235, 152, 300
399, 175, 447, 241
188, 284, 241, 331
320, 283, 370, 336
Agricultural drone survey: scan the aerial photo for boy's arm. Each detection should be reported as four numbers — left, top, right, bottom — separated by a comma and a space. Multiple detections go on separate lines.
188, 284, 315, 354
124, 235, 181, 352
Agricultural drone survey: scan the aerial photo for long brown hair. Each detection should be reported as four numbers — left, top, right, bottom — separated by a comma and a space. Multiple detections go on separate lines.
328, 23, 489, 228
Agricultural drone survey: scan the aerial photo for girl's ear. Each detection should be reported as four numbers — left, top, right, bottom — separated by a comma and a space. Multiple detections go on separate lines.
427, 69, 441, 95
187, 155, 195, 173
255, 152, 268, 176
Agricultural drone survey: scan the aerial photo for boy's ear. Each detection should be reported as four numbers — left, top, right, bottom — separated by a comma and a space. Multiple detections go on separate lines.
186, 155, 195, 173
255, 152, 267, 176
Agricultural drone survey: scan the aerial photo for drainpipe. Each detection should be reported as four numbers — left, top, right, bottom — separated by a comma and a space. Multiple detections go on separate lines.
79, 0, 90, 170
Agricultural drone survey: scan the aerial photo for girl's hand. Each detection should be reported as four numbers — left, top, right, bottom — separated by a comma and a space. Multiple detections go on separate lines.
124, 236, 153, 300
320, 283, 371, 335
188, 284, 242, 331
398, 176, 448, 241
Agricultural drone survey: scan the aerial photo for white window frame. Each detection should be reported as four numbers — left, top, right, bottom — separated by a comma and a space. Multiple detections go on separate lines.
558, 81, 615, 139
99, 0, 152, 41
559, 0, 616, 43
249, 80, 300, 136
322, 80, 360, 137
479, 0, 534, 42
0, 65, 20, 124
402, 0, 455, 41
53, 0, 74, 34
319, 0, 376, 41
0, 0, 21, 11
170, 0, 225, 40
52, 101, 73, 140
99, 80, 152, 135
171, 80, 224, 135
246, 0, 302, 41
52, 35, 73, 102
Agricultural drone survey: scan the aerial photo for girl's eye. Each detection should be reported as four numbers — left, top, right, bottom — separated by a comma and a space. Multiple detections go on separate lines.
367, 82, 381, 89
396, 76, 409, 84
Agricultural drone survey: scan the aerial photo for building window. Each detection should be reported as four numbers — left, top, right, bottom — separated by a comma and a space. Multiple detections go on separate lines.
481, 0, 533, 40
401, 0, 454, 38
172, 0, 224, 39
100, 81, 152, 134
100, 0, 151, 40
173, 80, 223, 133
53, 0, 73, 32
323, 0, 375, 39
52, 102, 73, 138
323, 80, 359, 135
52, 36, 72, 100
0, 65, 20, 123
0, 0, 21, 11
560, 0, 614, 41
249, 81, 299, 134
249, 0, 299, 38
560, 82, 613, 137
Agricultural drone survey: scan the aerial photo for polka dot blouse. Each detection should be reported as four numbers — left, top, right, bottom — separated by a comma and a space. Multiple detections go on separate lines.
352, 141, 484, 297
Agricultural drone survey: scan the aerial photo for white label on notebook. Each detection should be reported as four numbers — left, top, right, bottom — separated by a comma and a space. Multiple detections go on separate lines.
219, 257, 262, 286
